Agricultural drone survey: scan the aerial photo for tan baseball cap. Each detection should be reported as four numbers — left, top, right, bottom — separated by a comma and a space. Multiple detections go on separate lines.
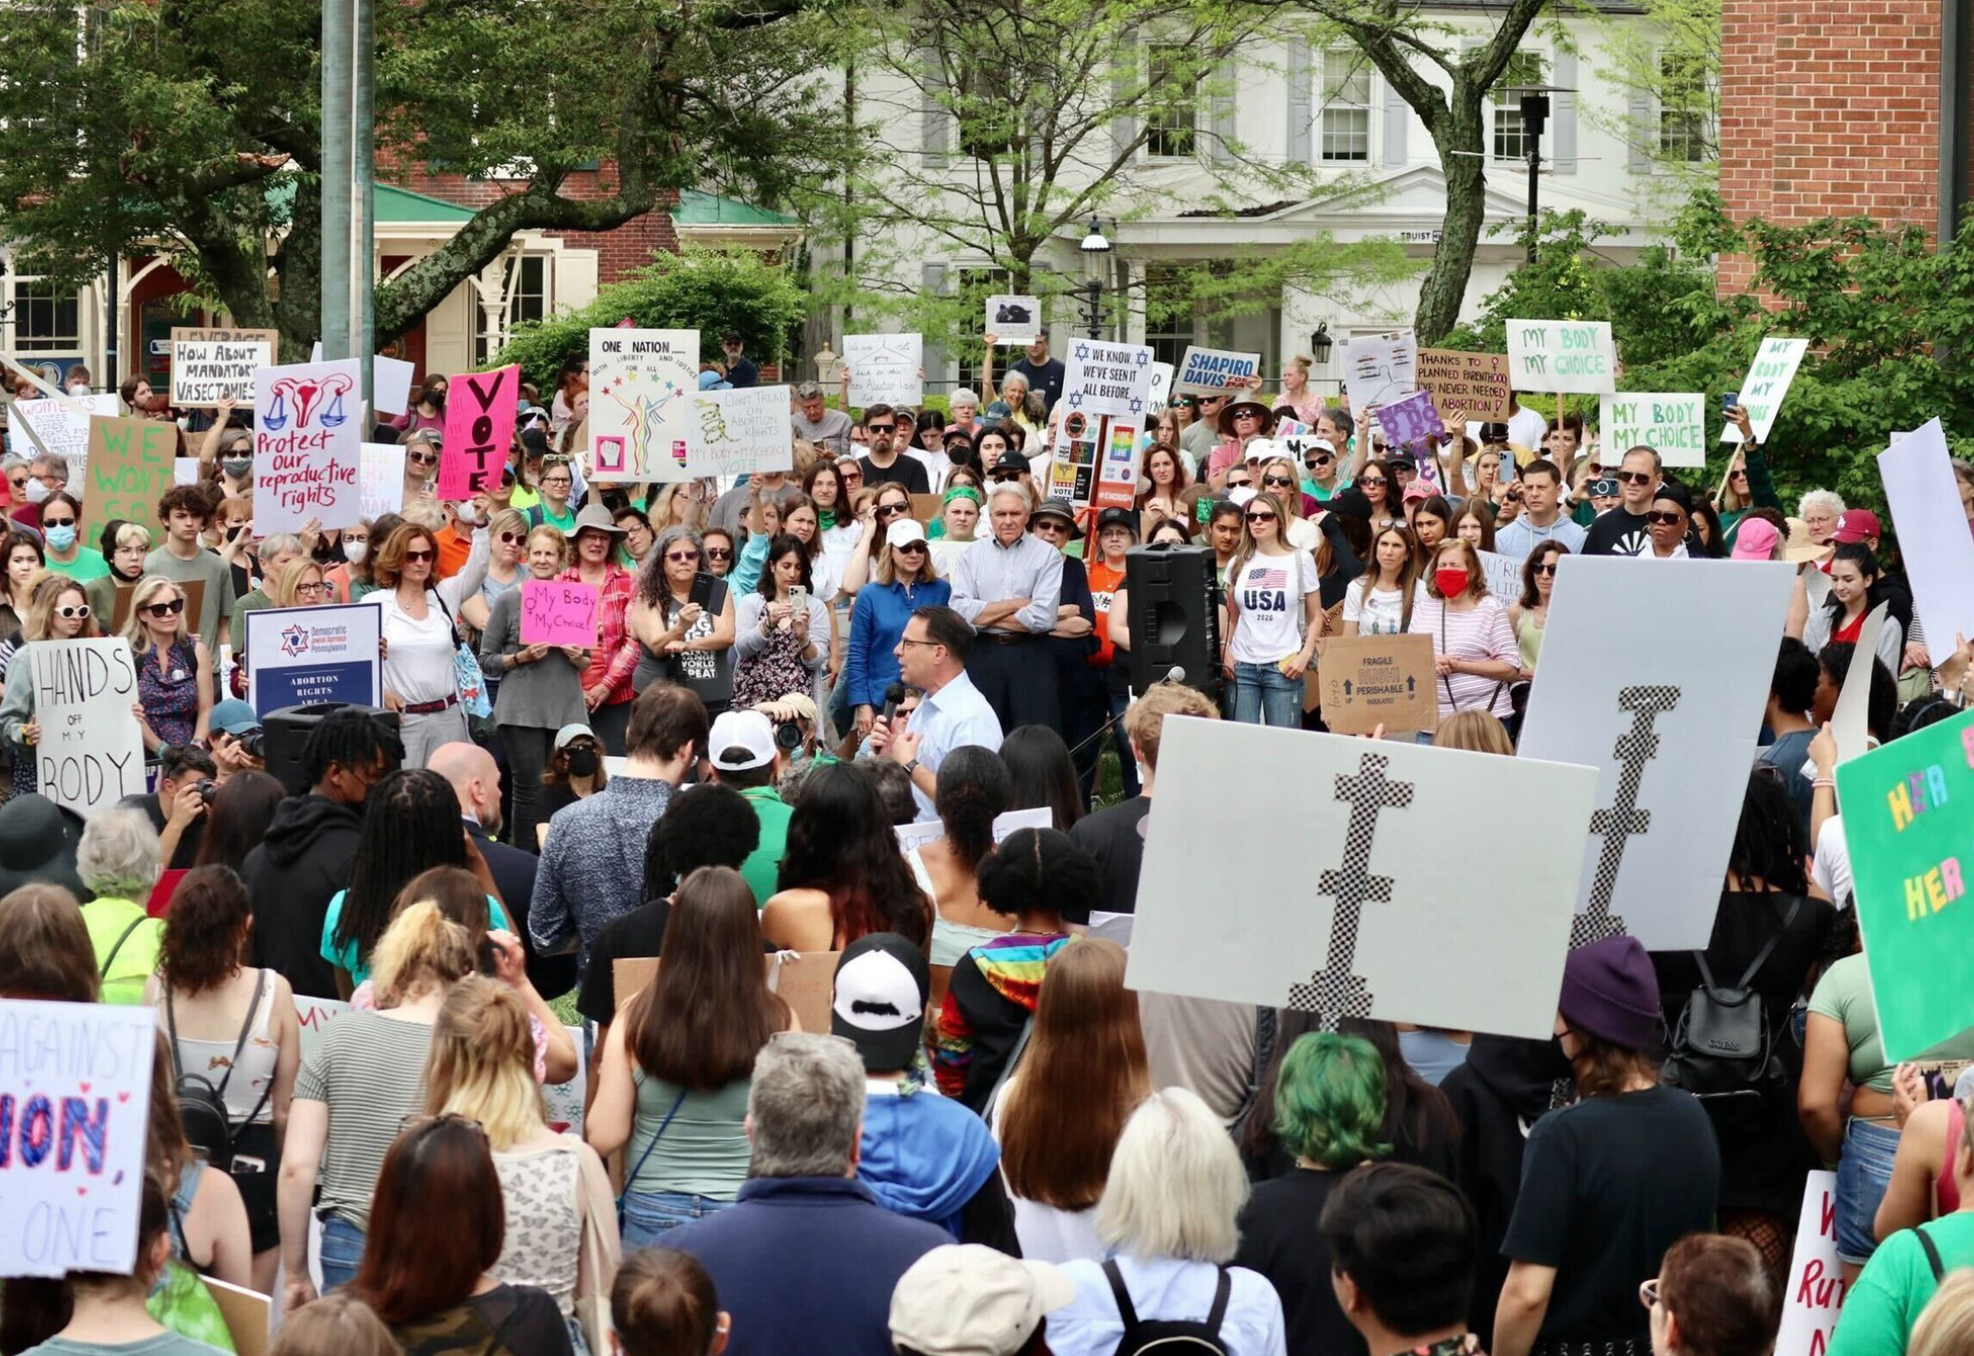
888, 1245, 1076, 1356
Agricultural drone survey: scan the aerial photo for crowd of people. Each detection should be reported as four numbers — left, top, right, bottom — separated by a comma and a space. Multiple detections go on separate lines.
1, 339, 1973, 1356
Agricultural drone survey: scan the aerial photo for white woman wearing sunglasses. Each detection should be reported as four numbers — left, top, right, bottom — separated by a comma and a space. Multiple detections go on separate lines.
119, 574, 215, 752
0, 574, 103, 796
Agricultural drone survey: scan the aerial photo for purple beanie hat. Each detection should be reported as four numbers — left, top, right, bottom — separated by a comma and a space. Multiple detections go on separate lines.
1559, 936, 1661, 1050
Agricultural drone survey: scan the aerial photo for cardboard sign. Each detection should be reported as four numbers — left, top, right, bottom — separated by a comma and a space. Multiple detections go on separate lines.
1518, 556, 1798, 950
1878, 420, 1974, 649
252, 359, 362, 531
29, 639, 146, 818
1599, 393, 1707, 468
0, 999, 157, 1278
359, 442, 406, 520
1374, 390, 1443, 455
1060, 340, 1155, 420
1416, 348, 1511, 421
1146, 361, 1174, 414
11, 394, 119, 483
1173, 346, 1260, 396
110, 577, 203, 635
843, 334, 924, 406
81, 416, 176, 543
169, 327, 278, 407
437, 365, 520, 499
691, 385, 794, 480
207, 1278, 272, 1356
1505, 319, 1617, 395
590, 329, 699, 482
1722, 337, 1809, 444
244, 603, 382, 717
614, 953, 839, 1037
986, 295, 1043, 343
1838, 708, 1974, 1061
1314, 633, 1437, 734
1831, 602, 1891, 769
1127, 717, 1598, 1038
1341, 331, 1418, 412
1775, 1172, 1843, 1356
521, 579, 600, 647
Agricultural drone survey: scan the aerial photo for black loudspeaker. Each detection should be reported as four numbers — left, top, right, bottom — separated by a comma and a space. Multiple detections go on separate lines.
261, 703, 401, 796
1125, 544, 1221, 700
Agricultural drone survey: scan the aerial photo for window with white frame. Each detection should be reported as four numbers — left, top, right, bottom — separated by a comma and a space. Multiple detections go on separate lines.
1658, 50, 1710, 163
1144, 44, 1200, 159
1491, 52, 1547, 162
8, 278, 81, 353
1318, 50, 1372, 163
474, 255, 550, 365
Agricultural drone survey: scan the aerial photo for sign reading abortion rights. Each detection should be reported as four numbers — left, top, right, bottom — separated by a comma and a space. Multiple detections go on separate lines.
245, 604, 383, 716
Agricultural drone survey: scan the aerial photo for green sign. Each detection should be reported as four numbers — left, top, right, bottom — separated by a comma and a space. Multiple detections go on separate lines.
1837, 709, 1974, 1060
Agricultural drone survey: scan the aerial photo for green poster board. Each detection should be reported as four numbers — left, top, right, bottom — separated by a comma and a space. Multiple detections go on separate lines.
1837, 708, 1974, 1061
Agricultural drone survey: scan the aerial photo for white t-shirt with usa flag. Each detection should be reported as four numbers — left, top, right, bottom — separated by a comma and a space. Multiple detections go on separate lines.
1229, 549, 1318, 664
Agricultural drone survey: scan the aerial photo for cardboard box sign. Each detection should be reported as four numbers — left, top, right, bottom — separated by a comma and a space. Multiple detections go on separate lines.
615, 952, 839, 1038
1314, 634, 1438, 734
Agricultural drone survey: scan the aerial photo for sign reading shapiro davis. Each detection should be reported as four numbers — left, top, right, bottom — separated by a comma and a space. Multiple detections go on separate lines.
245, 603, 383, 717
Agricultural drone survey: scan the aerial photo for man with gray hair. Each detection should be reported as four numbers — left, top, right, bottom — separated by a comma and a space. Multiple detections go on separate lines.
793, 381, 854, 456
949, 483, 1064, 734
664, 1033, 949, 1356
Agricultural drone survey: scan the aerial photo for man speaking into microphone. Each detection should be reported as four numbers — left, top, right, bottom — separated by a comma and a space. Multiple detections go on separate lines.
867, 606, 1003, 821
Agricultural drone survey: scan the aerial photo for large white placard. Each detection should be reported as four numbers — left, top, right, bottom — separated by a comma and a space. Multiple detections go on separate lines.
1505, 319, 1617, 395
691, 385, 794, 478
170, 332, 274, 407
0, 999, 157, 1278
1831, 601, 1890, 769
9, 395, 119, 482
1878, 418, 1974, 648
1722, 337, 1809, 444
986, 296, 1043, 343
245, 603, 382, 716
1128, 718, 1598, 1038
359, 442, 406, 521
894, 805, 1052, 855
1518, 555, 1797, 949
1059, 340, 1155, 419
1340, 331, 1418, 412
1775, 1171, 1842, 1356
1599, 393, 1706, 468
29, 639, 146, 818
253, 359, 362, 532
589, 328, 699, 482
1146, 361, 1174, 414
844, 334, 924, 407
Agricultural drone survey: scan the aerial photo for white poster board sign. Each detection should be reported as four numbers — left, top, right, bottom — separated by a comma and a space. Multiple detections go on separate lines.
1831, 601, 1891, 769
589, 328, 699, 482
986, 296, 1043, 344
1722, 337, 1810, 444
359, 443, 406, 520
1146, 362, 1174, 415
1128, 718, 1598, 1038
10, 395, 119, 481
252, 359, 362, 532
30, 638, 146, 817
1475, 549, 1524, 603
0, 999, 157, 1278
1517, 556, 1797, 949
1340, 331, 1418, 412
843, 334, 924, 407
1506, 319, 1617, 395
894, 805, 1052, 855
1173, 346, 1261, 396
1060, 340, 1155, 419
170, 334, 274, 407
373, 356, 416, 417
691, 385, 795, 478
1599, 393, 1707, 468
245, 603, 383, 716
1878, 418, 1974, 648
1775, 1171, 1842, 1356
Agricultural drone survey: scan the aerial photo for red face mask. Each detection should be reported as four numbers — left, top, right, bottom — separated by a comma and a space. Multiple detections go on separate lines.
1434, 567, 1470, 598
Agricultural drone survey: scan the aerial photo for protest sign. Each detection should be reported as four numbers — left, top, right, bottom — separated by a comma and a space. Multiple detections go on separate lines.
1832, 602, 1891, 769
207, 1278, 272, 1356
169, 327, 278, 407
0, 999, 156, 1278
1060, 340, 1154, 419
1146, 361, 1174, 414
895, 805, 1053, 855
252, 359, 362, 532
1838, 708, 1974, 1061
521, 579, 600, 647
359, 442, 406, 520
1878, 419, 1974, 648
1599, 393, 1707, 468
615, 953, 839, 1037
590, 328, 698, 481
690, 385, 794, 480
1313, 634, 1437, 734
1475, 550, 1524, 604
1093, 417, 1140, 511
1128, 718, 1597, 1037
11, 395, 118, 483
81, 416, 175, 543
1341, 331, 1418, 412
843, 334, 924, 406
1519, 555, 1797, 950
110, 578, 203, 636
436, 365, 519, 499
1775, 1172, 1843, 1356
1416, 349, 1511, 420
29, 638, 145, 818
1722, 337, 1810, 444
173, 458, 199, 486
1374, 390, 1443, 454
373, 356, 415, 417
1173, 346, 1260, 396
1505, 319, 1616, 395
245, 603, 382, 717
986, 296, 1043, 343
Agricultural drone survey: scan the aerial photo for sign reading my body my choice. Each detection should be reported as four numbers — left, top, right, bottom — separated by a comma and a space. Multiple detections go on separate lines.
1505, 319, 1616, 395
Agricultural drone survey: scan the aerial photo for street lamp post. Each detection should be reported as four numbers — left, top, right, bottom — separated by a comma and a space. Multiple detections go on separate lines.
1518, 90, 1551, 265
1077, 217, 1111, 340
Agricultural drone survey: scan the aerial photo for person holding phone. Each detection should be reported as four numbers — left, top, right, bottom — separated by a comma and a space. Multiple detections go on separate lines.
629, 525, 737, 716
733, 533, 831, 711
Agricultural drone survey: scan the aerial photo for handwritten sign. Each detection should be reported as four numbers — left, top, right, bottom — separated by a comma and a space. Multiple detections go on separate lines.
1878, 420, 1974, 648
1599, 393, 1706, 468
1475, 550, 1525, 603
1505, 320, 1616, 395
1314, 634, 1437, 734
692, 386, 794, 479
0, 999, 156, 1278
1775, 1172, 1842, 1356
10, 395, 120, 484
245, 603, 382, 716
171, 330, 276, 408
1173, 346, 1260, 397
844, 334, 924, 407
1146, 361, 1174, 414
359, 443, 406, 521
252, 359, 361, 532
1060, 340, 1154, 419
589, 328, 697, 482
437, 365, 519, 499
986, 295, 1043, 344
1341, 331, 1418, 412
373, 356, 415, 417
1415, 349, 1511, 421
1374, 390, 1444, 455
521, 579, 600, 647
30, 639, 146, 817
1721, 337, 1809, 444
81, 418, 175, 558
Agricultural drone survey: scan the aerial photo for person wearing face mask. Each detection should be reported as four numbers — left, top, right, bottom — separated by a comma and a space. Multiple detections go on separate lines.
392, 377, 448, 434
9, 453, 69, 535
539, 723, 609, 825
36, 491, 107, 582
324, 518, 374, 603
84, 520, 151, 622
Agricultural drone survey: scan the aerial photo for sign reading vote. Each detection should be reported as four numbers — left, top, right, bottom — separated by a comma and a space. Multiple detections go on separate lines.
1838, 708, 1974, 1061
521, 579, 600, 647
30, 639, 145, 818
1505, 319, 1616, 394
0, 999, 157, 1278
437, 365, 520, 499
244, 604, 383, 717
1599, 393, 1707, 468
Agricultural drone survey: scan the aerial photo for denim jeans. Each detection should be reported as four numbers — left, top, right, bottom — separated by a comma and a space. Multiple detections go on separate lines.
317, 1214, 366, 1292
620, 1190, 734, 1248
1232, 660, 1302, 729
1835, 1117, 1901, 1264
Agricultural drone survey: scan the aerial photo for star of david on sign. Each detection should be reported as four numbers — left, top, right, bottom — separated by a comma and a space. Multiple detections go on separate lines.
1067, 391, 1085, 409
1129, 397, 1144, 413
279, 624, 309, 658
1073, 343, 1091, 362
1134, 351, 1151, 367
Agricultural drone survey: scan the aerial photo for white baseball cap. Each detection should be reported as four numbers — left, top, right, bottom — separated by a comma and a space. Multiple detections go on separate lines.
885, 518, 929, 549
708, 709, 776, 771
888, 1245, 1076, 1356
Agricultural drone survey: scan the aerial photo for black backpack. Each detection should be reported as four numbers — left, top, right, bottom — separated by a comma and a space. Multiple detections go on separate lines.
165, 969, 271, 1169
1661, 897, 1801, 1138
1102, 1259, 1232, 1355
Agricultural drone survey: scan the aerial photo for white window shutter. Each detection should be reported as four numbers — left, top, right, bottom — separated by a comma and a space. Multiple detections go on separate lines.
1551, 49, 1577, 174
921, 49, 949, 168
1287, 36, 1312, 165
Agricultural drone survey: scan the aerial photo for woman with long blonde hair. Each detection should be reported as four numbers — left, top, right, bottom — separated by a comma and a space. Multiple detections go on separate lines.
122, 574, 213, 751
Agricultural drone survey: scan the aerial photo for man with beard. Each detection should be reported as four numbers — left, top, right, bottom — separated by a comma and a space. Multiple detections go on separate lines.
857, 403, 931, 494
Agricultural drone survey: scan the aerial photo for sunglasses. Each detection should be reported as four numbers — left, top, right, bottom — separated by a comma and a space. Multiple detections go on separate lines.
1616, 471, 1655, 486
1730, 468, 1749, 478
1245, 512, 1278, 524
1304, 455, 1332, 468
497, 531, 524, 545
1358, 476, 1386, 487
894, 543, 928, 555
41, 517, 76, 528
1645, 510, 1686, 525
1532, 562, 1558, 576
56, 604, 90, 619
407, 452, 438, 466
143, 598, 186, 618
866, 423, 895, 434
1233, 410, 1262, 421
404, 548, 436, 563
1639, 1279, 1661, 1310
667, 550, 702, 563
842, 467, 863, 480
988, 470, 1024, 482
704, 547, 732, 561
1262, 475, 1295, 488
1225, 477, 1253, 489
876, 502, 909, 518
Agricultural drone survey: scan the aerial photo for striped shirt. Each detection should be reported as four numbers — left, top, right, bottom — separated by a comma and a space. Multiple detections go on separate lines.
1407, 594, 1518, 718
294, 1010, 435, 1230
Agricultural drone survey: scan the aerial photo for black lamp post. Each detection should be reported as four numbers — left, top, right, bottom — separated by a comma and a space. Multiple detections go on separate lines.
1518, 90, 1551, 265
1077, 217, 1111, 339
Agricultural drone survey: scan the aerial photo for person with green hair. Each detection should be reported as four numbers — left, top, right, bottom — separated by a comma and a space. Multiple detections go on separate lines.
1233, 1031, 1392, 1356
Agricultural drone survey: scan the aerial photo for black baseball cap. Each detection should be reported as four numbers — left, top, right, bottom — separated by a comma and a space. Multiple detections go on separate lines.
832, 934, 929, 1073
1095, 507, 1137, 534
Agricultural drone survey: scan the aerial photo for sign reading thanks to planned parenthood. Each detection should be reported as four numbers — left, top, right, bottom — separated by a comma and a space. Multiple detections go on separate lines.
1173, 346, 1260, 396
245, 604, 382, 717
1598, 393, 1707, 468
30, 639, 145, 818
1415, 349, 1511, 420
0, 999, 156, 1278
1837, 708, 1974, 1061
1128, 718, 1597, 1039
1722, 337, 1809, 444
1505, 320, 1616, 394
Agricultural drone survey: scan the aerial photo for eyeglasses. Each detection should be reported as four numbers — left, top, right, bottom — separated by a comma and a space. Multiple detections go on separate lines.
1638, 1279, 1661, 1310
142, 598, 186, 618
704, 547, 732, 561
1616, 471, 1655, 486
40, 516, 75, 528
897, 634, 940, 646
866, 423, 895, 434
404, 548, 436, 563
875, 502, 909, 519
1261, 475, 1294, 488
541, 477, 572, 488
295, 582, 326, 596
55, 604, 90, 619
841, 467, 864, 481
497, 531, 524, 545
1645, 510, 1686, 526
1532, 562, 1558, 576
1245, 512, 1278, 524
407, 452, 438, 466
1358, 476, 1386, 487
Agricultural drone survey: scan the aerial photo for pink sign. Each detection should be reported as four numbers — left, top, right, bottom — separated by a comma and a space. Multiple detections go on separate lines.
521, 579, 600, 647
436, 365, 519, 499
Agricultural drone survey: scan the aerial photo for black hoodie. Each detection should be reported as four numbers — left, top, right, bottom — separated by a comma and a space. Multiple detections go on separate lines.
240, 793, 364, 1000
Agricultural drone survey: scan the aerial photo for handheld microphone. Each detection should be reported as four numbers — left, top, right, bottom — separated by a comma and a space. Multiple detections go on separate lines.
881, 681, 906, 726
1163, 666, 1186, 686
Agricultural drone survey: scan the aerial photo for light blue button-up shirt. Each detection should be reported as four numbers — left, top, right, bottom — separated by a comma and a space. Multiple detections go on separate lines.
950, 531, 1064, 635
903, 669, 1005, 820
